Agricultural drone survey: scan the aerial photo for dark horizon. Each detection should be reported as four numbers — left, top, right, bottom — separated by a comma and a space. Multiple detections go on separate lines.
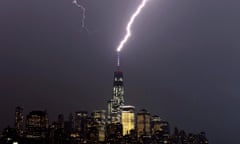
0, 0, 239, 144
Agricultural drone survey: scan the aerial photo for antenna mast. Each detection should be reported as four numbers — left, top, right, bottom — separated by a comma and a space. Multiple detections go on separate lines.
117, 52, 120, 69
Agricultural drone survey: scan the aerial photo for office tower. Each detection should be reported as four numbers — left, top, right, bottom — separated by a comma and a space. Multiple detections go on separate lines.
56, 114, 64, 129
106, 123, 123, 143
62, 113, 74, 136
26, 110, 49, 138
50, 114, 64, 130
137, 109, 151, 138
91, 110, 106, 142
159, 120, 170, 135
151, 115, 170, 135
120, 105, 135, 136
92, 110, 106, 122
15, 106, 24, 137
69, 113, 74, 129
151, 115, 161, 134
75, 111, 88, 137
108, 56, 125, 124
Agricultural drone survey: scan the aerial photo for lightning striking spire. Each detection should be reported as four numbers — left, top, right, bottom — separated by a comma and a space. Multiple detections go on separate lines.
116, 0, 149, 52
72, 0, 89, 32
117, 52, 120, 68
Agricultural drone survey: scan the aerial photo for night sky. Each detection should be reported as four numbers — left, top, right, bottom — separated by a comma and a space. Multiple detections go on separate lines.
0, 0, 239, 143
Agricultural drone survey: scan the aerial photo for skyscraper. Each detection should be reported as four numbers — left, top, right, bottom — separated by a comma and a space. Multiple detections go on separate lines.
108, 54, 125, 124
151, 115, 161, 134
91, 110, 106, 142
15, 106, 24, 137
26, 110, 49, 138
75, 111, 88, 135
120, 105, 135, 136
137, 109, 151, 138
57, 114, 64, 129
159, 120, 170, 135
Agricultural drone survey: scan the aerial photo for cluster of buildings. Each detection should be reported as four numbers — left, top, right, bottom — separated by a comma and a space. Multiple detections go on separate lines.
0, 59, 208, 144
0, 107, 208, 144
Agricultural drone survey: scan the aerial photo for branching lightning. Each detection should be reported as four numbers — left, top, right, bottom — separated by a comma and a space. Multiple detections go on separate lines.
116, 0, 149, 52
72, 0, 89, 32
72, 0, 149, 66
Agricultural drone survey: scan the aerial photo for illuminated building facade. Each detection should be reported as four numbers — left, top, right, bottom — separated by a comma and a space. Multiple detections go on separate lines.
26, 110, 49, 138
151, 115, 161, 134
91, 110, 106, 142
120, 105, 135, 136
137, 109, 151, 138
108, 68, 125, 124
15, 106, 24, 137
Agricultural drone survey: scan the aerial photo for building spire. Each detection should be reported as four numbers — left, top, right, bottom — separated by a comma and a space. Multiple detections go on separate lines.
108, 51, 125, 124
117, 52, 120, 69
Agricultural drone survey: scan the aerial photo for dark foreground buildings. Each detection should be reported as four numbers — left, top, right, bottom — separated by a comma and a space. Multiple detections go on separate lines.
0, 107, 208, 144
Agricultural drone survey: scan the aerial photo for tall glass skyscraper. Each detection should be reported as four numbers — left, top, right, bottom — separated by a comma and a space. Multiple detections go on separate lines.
15, 106, 24, 137
108, 54, 125, 124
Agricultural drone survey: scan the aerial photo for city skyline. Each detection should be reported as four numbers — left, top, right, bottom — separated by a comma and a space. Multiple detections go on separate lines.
2, 105, 208, 143
0, 0, 239, 144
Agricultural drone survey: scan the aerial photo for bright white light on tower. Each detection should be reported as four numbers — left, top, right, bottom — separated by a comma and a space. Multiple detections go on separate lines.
117, 0, 149, 52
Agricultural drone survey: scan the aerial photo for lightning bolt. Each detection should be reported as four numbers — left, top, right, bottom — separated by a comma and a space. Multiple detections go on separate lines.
117, 0, 149, 52
72, 0, 89, 32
